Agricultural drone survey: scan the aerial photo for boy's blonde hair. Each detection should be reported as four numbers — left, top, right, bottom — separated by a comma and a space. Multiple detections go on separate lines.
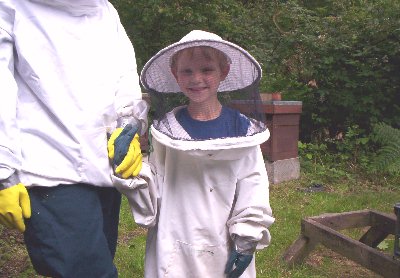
170, 46, 230, 72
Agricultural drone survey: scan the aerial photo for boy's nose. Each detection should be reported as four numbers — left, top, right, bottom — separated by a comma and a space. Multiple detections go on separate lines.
190, 71, 202, 83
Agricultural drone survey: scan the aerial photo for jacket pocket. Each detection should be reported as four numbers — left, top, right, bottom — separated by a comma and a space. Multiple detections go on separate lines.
164, 240, 227, 278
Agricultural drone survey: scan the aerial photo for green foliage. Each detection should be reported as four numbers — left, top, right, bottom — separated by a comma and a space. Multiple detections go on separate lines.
298, 122, 400, 187
298, 141, 352, 184
110, 0, 246, 70
111, 0, 400, 144
271, 0, 400, 140
326, 125, 370, 169
299, 125, 369, 169
370, 123, 400, 174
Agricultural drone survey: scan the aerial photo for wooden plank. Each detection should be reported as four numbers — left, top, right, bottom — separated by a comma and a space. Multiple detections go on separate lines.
282, 235, 318, 266
359, 226, 390, 248
309, 210, 371, 230
260, 102, 303, 114
229, 101, 302, 114
370, 210, 396, 234
269, 114, 300, 126
358, 210, 396, 247
302, 218, 400, 278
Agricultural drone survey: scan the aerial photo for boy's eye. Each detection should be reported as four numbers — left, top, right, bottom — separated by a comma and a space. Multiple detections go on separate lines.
180, 69, 192, 75
202, 67, 214, 73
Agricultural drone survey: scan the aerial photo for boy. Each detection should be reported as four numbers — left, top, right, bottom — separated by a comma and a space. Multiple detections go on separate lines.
123, 30, 274, 278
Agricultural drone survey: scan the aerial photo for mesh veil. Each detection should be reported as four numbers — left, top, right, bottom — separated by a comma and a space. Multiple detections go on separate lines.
140, 30, 267, 142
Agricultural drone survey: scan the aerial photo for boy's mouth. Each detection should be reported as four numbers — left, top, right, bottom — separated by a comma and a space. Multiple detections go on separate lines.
189, 86, 207, 92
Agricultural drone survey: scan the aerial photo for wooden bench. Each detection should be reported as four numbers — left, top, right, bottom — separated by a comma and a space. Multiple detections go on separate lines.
283, 209, 400, 278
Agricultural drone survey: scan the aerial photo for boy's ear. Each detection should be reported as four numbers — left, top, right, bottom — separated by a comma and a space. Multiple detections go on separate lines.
171, 68, 178, 80
221, 64, 230, 81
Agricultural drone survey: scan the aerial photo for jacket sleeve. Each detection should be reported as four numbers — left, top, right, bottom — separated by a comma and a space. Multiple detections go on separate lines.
111, 5, 148, 135
0, 7, 22, 186
112, 162, 158, 228
227, 146, 275, 250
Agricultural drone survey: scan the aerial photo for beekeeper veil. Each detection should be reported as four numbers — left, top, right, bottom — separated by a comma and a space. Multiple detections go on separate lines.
140, 30, 267, 145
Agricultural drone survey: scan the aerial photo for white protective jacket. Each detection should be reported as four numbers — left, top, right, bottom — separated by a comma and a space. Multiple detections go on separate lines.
0, 0, 148, 188
121, 107, 275, 278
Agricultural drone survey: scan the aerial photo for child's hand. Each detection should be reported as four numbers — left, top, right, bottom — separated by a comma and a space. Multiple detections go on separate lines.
224, 250, 253, 278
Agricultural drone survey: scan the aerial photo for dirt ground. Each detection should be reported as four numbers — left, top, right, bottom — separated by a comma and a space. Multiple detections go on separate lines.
0, 228, 33, 278
305, 247, 383, 278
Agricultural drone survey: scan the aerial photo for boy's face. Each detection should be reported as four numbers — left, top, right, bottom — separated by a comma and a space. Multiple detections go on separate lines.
172, 48, 229, 105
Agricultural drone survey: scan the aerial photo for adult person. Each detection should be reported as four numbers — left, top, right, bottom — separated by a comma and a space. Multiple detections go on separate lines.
0, 0, 148, 277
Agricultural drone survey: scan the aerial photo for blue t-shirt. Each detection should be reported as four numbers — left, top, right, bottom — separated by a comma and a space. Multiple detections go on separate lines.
176, 106, 250, 139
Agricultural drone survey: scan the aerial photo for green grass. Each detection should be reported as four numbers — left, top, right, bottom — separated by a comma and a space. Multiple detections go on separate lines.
252, 177, 398, 278
1, 171, 398, 278
112, 173, 398, 278
115, 203, 147, 278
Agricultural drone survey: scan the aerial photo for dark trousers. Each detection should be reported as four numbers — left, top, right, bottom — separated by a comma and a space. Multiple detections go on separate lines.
24, 184, 121, 278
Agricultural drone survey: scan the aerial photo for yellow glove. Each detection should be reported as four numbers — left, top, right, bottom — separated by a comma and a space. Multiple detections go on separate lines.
107, 127, 123, 161
108, 126, 142, 178
0, 183, 31, 232
115, 134, 142, 178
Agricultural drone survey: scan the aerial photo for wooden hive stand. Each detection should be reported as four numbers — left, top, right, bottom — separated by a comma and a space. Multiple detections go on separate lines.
283, 209, 400, 278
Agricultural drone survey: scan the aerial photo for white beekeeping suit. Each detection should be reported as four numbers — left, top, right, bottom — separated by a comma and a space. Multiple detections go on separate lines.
0, 0, 148, 189
122, 30, 275, 278
0, 1, 149, 276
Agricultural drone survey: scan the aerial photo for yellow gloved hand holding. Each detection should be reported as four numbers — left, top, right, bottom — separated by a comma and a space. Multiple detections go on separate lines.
108, 124, 142, 178
0, 183, 31, 232
115, 133, 142, 178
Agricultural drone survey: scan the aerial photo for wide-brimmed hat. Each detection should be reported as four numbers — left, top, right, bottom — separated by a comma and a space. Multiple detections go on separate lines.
140, 30, 262, 93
